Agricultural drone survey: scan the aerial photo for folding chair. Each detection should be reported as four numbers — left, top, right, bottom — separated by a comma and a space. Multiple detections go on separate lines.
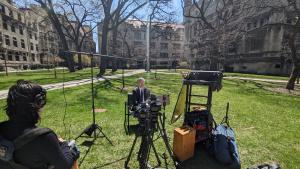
124, 93, 136, 135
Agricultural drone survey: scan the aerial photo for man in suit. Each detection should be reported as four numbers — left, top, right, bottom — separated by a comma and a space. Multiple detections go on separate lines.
132, 77, 151, 106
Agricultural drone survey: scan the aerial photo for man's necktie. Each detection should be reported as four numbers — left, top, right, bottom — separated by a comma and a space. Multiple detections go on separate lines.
141, 89, 144, 103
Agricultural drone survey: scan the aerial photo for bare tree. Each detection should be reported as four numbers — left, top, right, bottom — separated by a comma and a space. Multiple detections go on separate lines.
34, 0, 75, 72
182, 0, 253, 70
97, 0, 149, 76
57, 0, 98, 70
109, 0, 176, 72
257, 0, 300, 90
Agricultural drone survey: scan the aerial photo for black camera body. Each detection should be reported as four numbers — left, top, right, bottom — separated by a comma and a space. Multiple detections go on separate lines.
135, 95, 162, 132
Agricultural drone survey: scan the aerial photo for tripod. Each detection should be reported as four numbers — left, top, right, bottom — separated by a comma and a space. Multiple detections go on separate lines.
124, 105, 176, 169
75, 53, 113, 145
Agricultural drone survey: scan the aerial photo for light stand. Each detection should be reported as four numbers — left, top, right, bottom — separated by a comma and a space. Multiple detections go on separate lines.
75, 53, 113, 145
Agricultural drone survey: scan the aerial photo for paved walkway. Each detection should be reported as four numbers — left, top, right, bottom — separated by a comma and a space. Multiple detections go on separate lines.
0, 69, 145, 100
0, 67, 66, 74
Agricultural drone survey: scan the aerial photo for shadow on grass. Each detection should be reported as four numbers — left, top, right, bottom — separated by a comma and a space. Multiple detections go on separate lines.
92, 156, 127, 169
79, 140, 94, 167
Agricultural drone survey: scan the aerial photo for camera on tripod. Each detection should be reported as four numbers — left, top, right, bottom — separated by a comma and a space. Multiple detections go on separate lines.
135, 95, 162, 132
125, 94, 176, 169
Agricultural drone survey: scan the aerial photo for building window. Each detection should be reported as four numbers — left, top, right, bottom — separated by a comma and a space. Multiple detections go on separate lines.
173, 43, 181, 50
34, 33, 37, 40
160, 53, 168, 58
254, 21, 257, 28
29, 31, 32, 39
134, 41, 143, 46
36, 44, 39, 51
160, 61, 168, 65
21, 39, 25, 48
0, 32, 2, 43
5, 35, 10, 46
2, 17, 8, 30
260, 19, 264, 26
23, 53, 27, 61
150, 42, 156, 48
13, 37, 17, 47
11, 24, 16, 32
8, 52, 13, 61
247, 23, 251, 30
160, 43, 168, 49
134, 32, 142, 40
0, 4, 5, 14
15, 52, 20, 61
275, 64, 281, 69
19, 26, 23, 35
18, 13, 22, 21
31, 54, 35, 61
30, 43, 34, 51
9, 9, 13, 18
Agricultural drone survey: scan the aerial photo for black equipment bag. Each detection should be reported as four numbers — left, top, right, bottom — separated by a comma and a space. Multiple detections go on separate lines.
0, 128, 52, 169
212, 124, 241, 169
210, 103, 241, 169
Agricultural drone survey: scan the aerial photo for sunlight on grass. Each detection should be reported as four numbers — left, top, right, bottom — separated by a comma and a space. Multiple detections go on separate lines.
0, 72, 299, 169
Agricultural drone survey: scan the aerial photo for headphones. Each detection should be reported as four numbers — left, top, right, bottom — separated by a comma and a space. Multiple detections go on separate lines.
34, 88, 47, 107
9, 86, 47, 108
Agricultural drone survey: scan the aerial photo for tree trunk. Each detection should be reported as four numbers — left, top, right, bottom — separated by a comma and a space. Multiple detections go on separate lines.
78, 53, 83, 70
286, 65, 300, 90
41, 4, 75, 72
209, 57, 218, 71
98, 17, 110, 76
77, 47, 83, 70
286, 29, 299, 90
111, 26, 118, 72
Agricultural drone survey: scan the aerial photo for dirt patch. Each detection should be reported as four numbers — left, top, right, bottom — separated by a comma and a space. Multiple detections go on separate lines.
265, 87, 300, 96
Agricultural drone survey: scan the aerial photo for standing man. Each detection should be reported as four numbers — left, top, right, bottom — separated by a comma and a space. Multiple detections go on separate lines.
132, 78, 151, 105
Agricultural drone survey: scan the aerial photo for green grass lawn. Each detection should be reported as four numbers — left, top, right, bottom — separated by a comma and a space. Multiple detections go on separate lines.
0, 68, 124, 91
0, 73, 299, 169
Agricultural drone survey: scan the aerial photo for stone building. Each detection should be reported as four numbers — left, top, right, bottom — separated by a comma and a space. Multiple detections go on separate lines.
0, 1, 95, 70
184, 0, 299, 75
0, 0, 36, 69
98, 20, 185, 68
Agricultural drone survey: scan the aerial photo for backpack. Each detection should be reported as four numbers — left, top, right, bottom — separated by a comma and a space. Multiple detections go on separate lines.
212, 124, 241, 169
0, 128, 52, 169
210, 103, 241, 169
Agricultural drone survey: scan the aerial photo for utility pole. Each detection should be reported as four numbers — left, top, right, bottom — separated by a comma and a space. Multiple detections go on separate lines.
146, 0, 171, 72
146, 0, 151, 72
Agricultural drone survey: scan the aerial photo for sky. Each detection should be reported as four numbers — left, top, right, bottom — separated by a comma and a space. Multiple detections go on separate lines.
15, 0, 184, 52
93, 0, 184, 52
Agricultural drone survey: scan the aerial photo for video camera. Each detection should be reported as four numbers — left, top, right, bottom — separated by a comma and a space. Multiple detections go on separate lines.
135, 95, 162, 132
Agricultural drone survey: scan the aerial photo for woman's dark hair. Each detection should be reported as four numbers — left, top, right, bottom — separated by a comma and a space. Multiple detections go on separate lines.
6, 80, 47, 124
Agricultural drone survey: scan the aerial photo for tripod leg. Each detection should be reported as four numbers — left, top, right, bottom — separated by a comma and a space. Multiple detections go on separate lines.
75, 129, 87, 140
95, 125, 113, 145
158, 119, 177, 167
149, 133, 161, 167
125, 135, 139, 169
139, 135, 150, 169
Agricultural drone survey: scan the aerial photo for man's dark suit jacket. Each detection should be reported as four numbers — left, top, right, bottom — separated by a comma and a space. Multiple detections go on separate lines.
132, 87, 151, 105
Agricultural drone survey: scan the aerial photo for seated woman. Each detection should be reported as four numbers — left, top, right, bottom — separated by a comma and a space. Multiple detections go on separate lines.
0, 80, 78, 169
